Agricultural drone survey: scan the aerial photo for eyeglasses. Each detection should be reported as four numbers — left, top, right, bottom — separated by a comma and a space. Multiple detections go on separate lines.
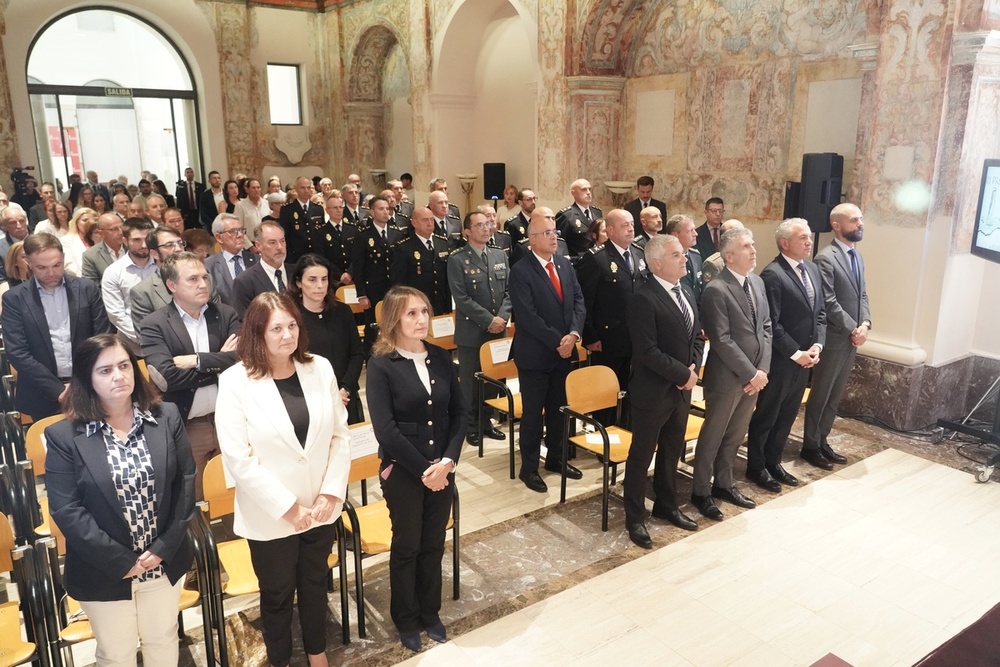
220, 228, 246, 236
470, 222, 491, 229
530, 229, 559, 237
156, 240, 187, 251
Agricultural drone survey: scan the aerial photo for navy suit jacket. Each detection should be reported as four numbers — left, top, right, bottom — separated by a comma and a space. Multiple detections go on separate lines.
231, 261, 291, 319
44, 403, 196, 601
508, 252, 586, 371
205, 249, 258, 307
759, 255, 826, 361
0, 276, 111, 419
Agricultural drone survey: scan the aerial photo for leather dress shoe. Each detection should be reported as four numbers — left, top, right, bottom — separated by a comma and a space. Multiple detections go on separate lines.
519, 470, 548, 493
691, 494, 724, 521
711, 486, 757, 509
483, 424, 505, 440
425, 622, 448, 643
820, 443, 847, 464
466, 433, 481, 446
544, 462, 583, 480
745, 468, 781, 493
768, 464, 799, 486
400, 631, 422, 652
627, 522, 653, 549
800, 447, 834, 470
652, 506, 698, 531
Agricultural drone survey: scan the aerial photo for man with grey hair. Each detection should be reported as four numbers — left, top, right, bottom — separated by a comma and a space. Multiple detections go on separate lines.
146, 193, 168, 225
745, 218, 825, 492
701, 218, 745, 284
0, 203, 30, 279
624, 234, 704, 546
28, 181, 56, 229
389, 179, 414, 219
206, 213, 258, 306
692, 227, 771, 521
475, 204, 512, 256
342, 183, 366, 225
429, 177, 462, 220
429, 190, 461, 245
665, 213, 703, 300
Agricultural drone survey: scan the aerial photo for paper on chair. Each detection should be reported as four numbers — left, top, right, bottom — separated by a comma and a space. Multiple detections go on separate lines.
585, 433, 621, 445
431, 316, 455, 338
489, 338, 513, 364
342, 287, 359, 304
349, 423, 379, 459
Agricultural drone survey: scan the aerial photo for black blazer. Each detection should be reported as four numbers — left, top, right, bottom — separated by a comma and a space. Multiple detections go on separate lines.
366, 344, 465, 480
576, 242, 647, 358
509, 252, 586, 371
231, 262, 291, 318
351, 224, 404, 303
683, 249, 704, 301
0, 276, 111, 419
626, 279, 704, 411
44, 402, 196, 601
279, 200, 325, 264
624, 197, 667, 225
390, 234, 453, 315
759, 256, 827, 361
198, 189, 220, 228
694, 221, 718, 263
175, 180, 205, 215
138, 301, 241, 418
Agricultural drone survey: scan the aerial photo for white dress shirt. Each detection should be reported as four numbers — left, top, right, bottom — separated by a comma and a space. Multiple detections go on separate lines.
101, 253, 157, 342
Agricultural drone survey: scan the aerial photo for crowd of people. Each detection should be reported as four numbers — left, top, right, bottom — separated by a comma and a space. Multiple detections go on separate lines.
0, 167, 871, 660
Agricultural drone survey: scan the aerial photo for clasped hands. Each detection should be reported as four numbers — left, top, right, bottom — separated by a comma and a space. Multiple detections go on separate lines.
556, 334, 577, 359
422, 460, 453, 492
851, 323, 869, 347
794, 344, 822, 369
123, 550, 163, 579
282, 494, 343, 532
743, 369, 768, 395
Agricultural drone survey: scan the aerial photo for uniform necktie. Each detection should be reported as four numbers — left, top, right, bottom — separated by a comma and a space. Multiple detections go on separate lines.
546, 261, 563, 301
381, 229, 387, 242
231, 254, 243, 276
274, 268, 286, 293
426, 239, 433, 251
798, 263, 814, 307
623, 249, 633, 274
672, 285, 693, 335
742, 278, 757, 328
583, 208, 591, 222
481, 251, 488, 268
848, 248, 860, 285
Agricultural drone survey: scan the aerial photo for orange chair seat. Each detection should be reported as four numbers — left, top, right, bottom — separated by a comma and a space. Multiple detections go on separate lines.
485, 395, 524, 418
569, 426, 632, 464
0, 601, 36, 665
217, 539, 259, 596
684, 414, 705, 441
344, 501, 454, 556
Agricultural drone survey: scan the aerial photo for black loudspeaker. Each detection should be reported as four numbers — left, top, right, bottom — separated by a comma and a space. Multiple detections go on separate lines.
483, 163, 506, 201
799, 152, 843, 233
783, 181, 801, 220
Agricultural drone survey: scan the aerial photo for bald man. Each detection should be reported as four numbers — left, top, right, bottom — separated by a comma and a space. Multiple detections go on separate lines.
635, 206, 664, 248
701, 218, 744, 284
556, 178, 603, 261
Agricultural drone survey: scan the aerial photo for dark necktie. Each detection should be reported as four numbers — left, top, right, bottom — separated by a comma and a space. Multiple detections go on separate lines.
848, 248, 860, 285
380, 228, 387, 242
546, 261, 563, 301
623, 249, 633, 274
672, 285, 692, 335
798, 263, 814, 307
231, 254, 243, 277
481, 251, 489, 268
274, 268, 286, 293
426, 239, 433, 251
188, 182, 196, 210
712, 226, 720, 250
583, 208, 591, 222
742, 278, 757, 328
437, 220, 446, 236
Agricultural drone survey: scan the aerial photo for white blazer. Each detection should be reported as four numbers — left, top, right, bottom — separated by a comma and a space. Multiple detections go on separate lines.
215, 355, 351, 541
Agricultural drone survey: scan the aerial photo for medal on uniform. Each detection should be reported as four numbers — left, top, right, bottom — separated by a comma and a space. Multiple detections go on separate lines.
576, 220, 582, 227
293, 212, 299, 220
610, 262, 618, 273
414, 250, 421, 260
326, 233, 332, 241
369, 237, 375, 247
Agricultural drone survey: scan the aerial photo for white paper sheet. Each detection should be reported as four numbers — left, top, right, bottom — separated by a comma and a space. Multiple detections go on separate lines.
431, 315, 455, 338
489, 338, 513, 365
349, 423, 379, 459
342, 287, 359, 304
585, 433, 621, 445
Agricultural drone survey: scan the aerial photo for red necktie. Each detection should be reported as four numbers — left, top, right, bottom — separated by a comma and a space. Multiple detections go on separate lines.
546, 261, 563, 301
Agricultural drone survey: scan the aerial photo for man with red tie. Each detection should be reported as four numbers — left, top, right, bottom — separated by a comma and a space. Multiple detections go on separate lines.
508, 207, 587, 493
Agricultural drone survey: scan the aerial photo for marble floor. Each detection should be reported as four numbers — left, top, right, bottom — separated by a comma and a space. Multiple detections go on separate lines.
396, 448, 1000, 667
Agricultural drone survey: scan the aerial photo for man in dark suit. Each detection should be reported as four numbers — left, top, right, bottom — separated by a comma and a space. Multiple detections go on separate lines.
175, 169, 204, 230
576, 208, 646, 424
693, 227, 772, 521
803, 203, 871, 468
665, 214, 704, 302
504, 188, 536, 246
352, 195, 404, 317
279, 176, 326, 264
205, 213, 258, 307
694, 197, 726, 261
313, 193, 357, 284
634, 205, 663, 248
428, 191, 462, 248
232, 221, 291, 318
341, 183, 367, 226
624, 235, 704, 547
27, 181, 56, 230
1, 233, 111, 419
745, 219, 826, 492
140, 252, 240, 498
449, 210, 511, 446
390, 206, 452, 316
508, 207, 586, 493
84, 170, 112, 204
198, 171, 223, 230
623, 175, 667, 226
555, 179, 603, 261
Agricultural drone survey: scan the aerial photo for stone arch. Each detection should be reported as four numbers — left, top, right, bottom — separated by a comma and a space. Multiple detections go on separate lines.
575, 0, 659, 76
348, 24, 402, 102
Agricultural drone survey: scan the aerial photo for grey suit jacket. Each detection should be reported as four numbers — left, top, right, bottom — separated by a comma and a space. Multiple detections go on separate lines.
130, 272, 220, 332
701, 267, 772, 393
814, 241, 870, 350
81, 241, 120, 285
204, 250, 258, 307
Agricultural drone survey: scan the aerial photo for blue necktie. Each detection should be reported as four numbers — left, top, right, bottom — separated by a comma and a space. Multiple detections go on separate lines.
848, 248, 860, 286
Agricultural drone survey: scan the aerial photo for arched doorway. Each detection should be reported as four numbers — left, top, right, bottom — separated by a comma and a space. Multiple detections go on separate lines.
26, 8, 203, 190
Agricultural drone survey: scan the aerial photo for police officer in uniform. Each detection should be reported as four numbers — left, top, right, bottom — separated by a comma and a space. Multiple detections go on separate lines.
448, 210, 510, 446
576, 208, 647, 424
351, 195, 404, 345
555, 178, 603, 262
505, 188, 536, 246
390, 207, 452, 316
280, 176, 325, 264
312, 193, 358, 283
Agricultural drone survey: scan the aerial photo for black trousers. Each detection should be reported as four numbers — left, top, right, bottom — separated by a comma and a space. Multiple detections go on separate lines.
518, 363, 571, 473
247, 523, 337, 666
624, 398, 690, 526
381, 464, 454, 633
746, 358, 808, 473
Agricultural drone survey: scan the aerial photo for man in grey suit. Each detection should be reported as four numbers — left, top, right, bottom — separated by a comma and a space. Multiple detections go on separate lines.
81, 213, 126, 284
448, 210, 512, 446
803, 203, 871, 468
205, 213, 258, 307
693, 227, 772, 520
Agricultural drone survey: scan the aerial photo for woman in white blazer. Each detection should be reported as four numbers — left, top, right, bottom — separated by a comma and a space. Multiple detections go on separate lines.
215, 291, 351, 667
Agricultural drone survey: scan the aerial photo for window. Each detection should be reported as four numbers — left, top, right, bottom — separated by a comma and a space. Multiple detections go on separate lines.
267, 64, 302, 125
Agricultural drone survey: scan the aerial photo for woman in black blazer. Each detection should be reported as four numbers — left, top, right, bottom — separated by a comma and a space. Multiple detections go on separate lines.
366, 286, 465, 652
45, 334, 196, 667
290, 254, 366, 424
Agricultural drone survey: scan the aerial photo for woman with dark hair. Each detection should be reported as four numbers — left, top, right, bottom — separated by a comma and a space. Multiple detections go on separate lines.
215, 292, 351, 667
366, 286, 465, 652
44, 334, 196, 667
92, 191, 110, 215
290, 254, 366, 424
66, 181, 84, 210
35, 200, 71, 237
217, 179, 240, 215
587, 217, 608, 248
152, 179, 177, 208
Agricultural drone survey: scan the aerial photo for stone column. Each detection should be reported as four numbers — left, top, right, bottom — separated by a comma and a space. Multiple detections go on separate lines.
535, 0, 570, 201
0, 7, 20, 192
567, 76, 626, 209
210, 2, 257, 176
344, 102, 386, 192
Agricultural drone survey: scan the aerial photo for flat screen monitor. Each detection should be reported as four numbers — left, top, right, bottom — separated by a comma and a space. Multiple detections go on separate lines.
971, 159, 1000, 263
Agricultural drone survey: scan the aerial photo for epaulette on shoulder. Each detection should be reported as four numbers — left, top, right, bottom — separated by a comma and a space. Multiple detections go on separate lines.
559, 205, 573, 213
688, 247, 702, 256
493, 228, 510, 237
447, 213, 460, 220
589, 244, 605, 254
592, 206, 604, 215
504, 215, 520, 223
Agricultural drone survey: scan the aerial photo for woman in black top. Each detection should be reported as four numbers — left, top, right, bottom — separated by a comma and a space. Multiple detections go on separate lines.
217, 179, 240, 215
366, 286, 465, 652
290, 254, 366, 424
